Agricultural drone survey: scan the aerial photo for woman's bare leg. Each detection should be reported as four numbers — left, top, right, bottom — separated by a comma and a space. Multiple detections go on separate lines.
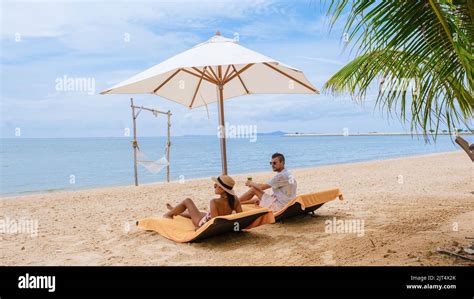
164, 198, 206, 227
166, 203, 192, 218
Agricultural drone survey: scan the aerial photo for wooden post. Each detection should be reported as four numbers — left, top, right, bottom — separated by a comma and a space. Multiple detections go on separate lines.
130, 100, 171, 184
166, 110, 171, 183
131, 98, 139, 186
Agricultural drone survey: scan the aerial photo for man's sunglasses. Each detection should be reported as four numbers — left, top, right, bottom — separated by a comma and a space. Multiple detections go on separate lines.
269, 161, 277, 166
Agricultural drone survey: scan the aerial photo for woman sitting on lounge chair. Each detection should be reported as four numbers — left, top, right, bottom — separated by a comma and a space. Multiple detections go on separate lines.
164, 174, 243, 229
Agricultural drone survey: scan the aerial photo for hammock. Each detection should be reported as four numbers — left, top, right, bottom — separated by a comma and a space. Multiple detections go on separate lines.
136, 149, 169, 174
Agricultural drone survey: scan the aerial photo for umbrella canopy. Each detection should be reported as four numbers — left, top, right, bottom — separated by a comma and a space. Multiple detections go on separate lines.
101, 31, 319, 174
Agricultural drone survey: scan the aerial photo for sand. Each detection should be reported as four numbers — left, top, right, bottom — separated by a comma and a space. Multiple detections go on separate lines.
1, 151, 473, 266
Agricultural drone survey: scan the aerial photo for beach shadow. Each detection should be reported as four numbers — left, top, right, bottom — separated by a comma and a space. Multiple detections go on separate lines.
192, 213, 348, 248
276, 213, 343, 227
133, 212, 356, 250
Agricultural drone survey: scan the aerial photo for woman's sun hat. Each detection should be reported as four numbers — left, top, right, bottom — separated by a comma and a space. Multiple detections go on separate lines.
211, 174, 236, 196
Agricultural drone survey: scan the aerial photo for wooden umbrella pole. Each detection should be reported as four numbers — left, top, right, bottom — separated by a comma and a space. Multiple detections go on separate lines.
217, 65, 228, 175
131, 98, 139, 186
166, 110, 171, 182
217, 85, 227, 175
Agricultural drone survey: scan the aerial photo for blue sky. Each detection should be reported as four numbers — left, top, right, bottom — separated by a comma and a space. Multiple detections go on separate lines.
1, 0, 413, 138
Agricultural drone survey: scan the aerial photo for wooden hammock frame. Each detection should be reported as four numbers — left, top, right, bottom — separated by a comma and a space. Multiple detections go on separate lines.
130, 98, 171, 186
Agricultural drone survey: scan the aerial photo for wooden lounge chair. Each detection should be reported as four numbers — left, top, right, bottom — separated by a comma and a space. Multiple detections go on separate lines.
273, 188, 343, 221
136, 208, 274, 243
243, 188, 343, 222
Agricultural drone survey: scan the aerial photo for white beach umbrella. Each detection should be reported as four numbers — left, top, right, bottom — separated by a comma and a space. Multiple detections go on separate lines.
101, 31, 319, 174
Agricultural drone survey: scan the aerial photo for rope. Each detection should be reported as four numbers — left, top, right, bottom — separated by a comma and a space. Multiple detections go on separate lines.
132, 140, 139, 150
200, 93, 210, 119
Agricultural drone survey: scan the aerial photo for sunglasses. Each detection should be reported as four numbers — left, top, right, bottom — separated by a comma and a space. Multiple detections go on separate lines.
269, 161, 277, 166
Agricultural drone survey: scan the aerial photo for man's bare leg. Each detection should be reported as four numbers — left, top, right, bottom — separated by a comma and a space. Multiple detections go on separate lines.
250, 187, 265, 200
241, 187, 265, 203
239, 188, 255, 204
239, 189, 258, 204
241, 198, 259, 205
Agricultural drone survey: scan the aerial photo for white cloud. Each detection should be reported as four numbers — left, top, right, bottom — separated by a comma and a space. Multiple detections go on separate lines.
0, 0, 407, 137
1, 0, 278, 37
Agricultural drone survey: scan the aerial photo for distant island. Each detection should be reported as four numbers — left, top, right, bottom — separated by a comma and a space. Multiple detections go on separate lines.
258, 131, 287, 136
285, 131, 474, 137
181, 130, 473, 137
182, 131, 287, 137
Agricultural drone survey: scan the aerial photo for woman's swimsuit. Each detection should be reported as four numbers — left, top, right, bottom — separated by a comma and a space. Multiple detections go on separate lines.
198, 212, 212, 227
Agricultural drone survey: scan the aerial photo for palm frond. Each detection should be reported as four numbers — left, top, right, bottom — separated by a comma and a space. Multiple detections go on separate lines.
323, 0, 473, 137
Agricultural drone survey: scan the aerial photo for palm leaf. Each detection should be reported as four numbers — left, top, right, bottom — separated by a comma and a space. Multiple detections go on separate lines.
323, 0, 473, 138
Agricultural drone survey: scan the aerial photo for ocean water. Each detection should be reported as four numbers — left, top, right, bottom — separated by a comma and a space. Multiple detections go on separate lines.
0, 135, 462, 196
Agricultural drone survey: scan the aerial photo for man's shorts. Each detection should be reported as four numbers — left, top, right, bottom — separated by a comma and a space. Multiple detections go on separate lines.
260, 193, 285, 212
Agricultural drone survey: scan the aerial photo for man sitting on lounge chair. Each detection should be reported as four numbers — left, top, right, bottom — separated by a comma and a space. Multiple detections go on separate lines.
240, 152, 297, 212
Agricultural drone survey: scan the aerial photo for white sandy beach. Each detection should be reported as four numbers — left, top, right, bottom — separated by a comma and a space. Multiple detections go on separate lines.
1, 151, 473, 266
